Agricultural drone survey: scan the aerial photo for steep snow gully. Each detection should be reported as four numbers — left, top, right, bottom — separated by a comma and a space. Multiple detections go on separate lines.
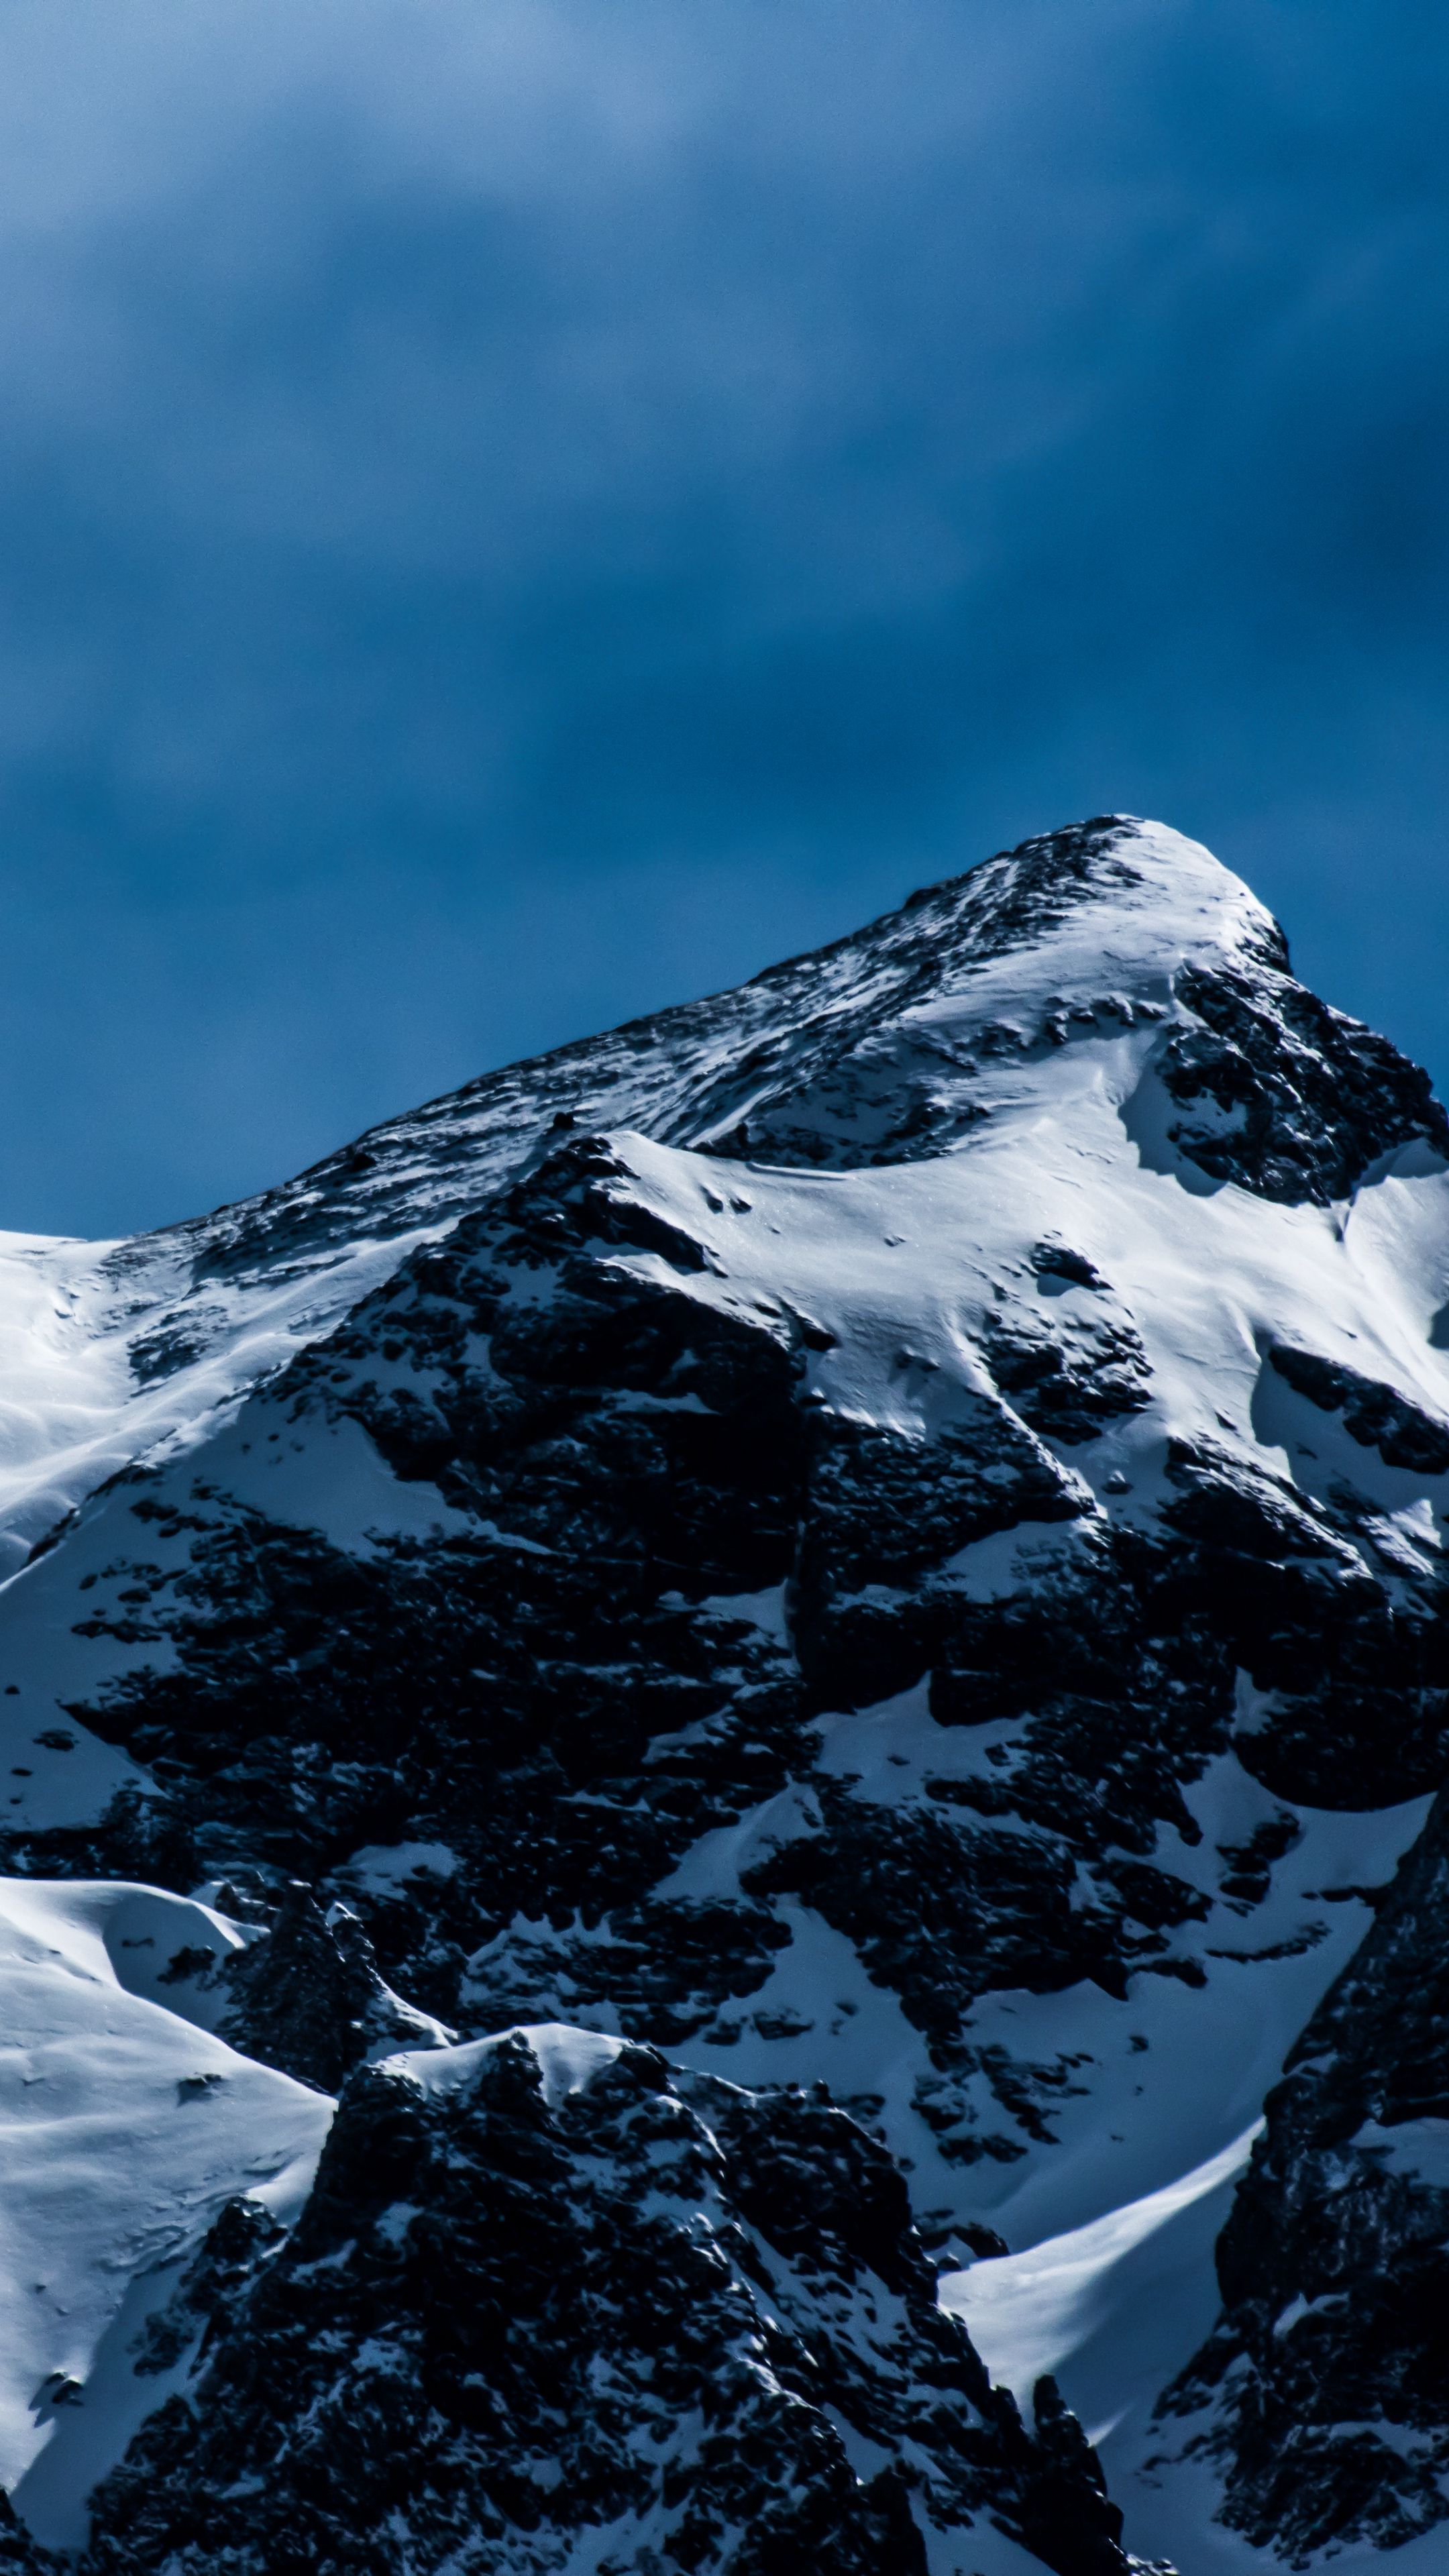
0, 818, 1448, 2569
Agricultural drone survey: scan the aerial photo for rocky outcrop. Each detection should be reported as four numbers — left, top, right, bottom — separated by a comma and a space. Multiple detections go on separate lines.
1155, 1790, 1449, 2561
1157, 961, 1448, 1203
1269, 1340, 1449, 1476
213, 1880, 451, 2091
0, 2496, 54, 2575
81, 2029, 1129, 2575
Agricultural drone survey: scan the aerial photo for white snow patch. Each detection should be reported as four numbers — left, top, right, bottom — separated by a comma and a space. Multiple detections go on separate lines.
657, 1783, 822, 1898
922, 2525, 1054, 2576
951, 1768, 1432, 2251
698, 1582, 793, 1644
941, 1517, 1098, 1600
0, 1879, 331, 2548
388, 2023, 625, 2114
813, 1676, 1032, 1805
941, 2123, 1258, 2440
0, 1222, 437, 1563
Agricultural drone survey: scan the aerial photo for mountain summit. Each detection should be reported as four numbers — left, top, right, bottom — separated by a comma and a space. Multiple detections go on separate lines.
0, 817, 1447, 2572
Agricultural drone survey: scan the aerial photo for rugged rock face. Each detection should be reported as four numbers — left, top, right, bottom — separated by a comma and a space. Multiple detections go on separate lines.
1156, 1786, 1449, 2563
0, 816, 1446, 2570
1155, 957, 1447, 1204
211, 1880, 453, 2091
83, 2027, 1128, 2576
0, 2495, 52, 2575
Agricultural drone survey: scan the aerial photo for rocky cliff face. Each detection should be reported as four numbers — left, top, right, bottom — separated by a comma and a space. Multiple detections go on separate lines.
0, 816, 1445, 2572
1155, 1785, 1449, 2565
85, 2025, 1127, 2576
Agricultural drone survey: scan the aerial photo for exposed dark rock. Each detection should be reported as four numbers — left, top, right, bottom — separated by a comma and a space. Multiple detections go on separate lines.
1158, 1440, 1449, 1808
979, 1305, 1152, 1445
215, 1880, 446, 2092
1269, 1340, 1449, 1474
792, 1395, 1088, 1708
1029, 1242, 1108, 1290
461, 1895, 792, 2049
1160, 963, 1448, 1203
81, 2034, 1129, 2576
1157, 1790, 1449, 2562
48, 1167, 1449, 2106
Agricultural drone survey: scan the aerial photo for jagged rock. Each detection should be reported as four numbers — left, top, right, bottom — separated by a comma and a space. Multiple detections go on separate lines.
978, 1304, 1153, 1446
1159, 960, 1448, 1203
1156, 1788, 1449, 2561
81, 2029, 1129, 2576
1269, 1339, 1449, 1474
214, 1880, 451, 2091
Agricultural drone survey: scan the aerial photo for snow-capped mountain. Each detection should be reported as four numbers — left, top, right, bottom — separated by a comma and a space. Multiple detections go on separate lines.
1, 814, 1448, 2571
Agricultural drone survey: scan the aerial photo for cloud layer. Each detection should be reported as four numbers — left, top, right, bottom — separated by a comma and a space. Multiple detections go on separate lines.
1, 1, 1447, 1230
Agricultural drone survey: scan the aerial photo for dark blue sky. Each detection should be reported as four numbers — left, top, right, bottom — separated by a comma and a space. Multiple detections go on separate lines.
3, 0, 1448, 1235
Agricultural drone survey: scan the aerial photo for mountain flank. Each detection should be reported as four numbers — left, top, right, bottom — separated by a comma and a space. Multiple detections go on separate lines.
0, 818, 1444, 2571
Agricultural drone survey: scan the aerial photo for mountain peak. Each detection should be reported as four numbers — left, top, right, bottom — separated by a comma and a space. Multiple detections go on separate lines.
0, 815, 1438, 1571
902, 812, 1287, 988
142, 816, 1361, 1276
168, 814, 1325, 1248
640, 810, 1435, 1196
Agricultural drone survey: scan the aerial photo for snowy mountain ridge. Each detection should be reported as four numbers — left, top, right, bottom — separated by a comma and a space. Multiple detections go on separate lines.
0, 814, 1371, 1562
0, 817, 1446, 2570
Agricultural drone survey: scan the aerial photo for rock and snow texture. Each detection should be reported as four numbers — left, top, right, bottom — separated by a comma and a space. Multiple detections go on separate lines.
0, 1880, 330, 2553
81, 2023, 1126, 2576
0, 815, 1446, 2566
